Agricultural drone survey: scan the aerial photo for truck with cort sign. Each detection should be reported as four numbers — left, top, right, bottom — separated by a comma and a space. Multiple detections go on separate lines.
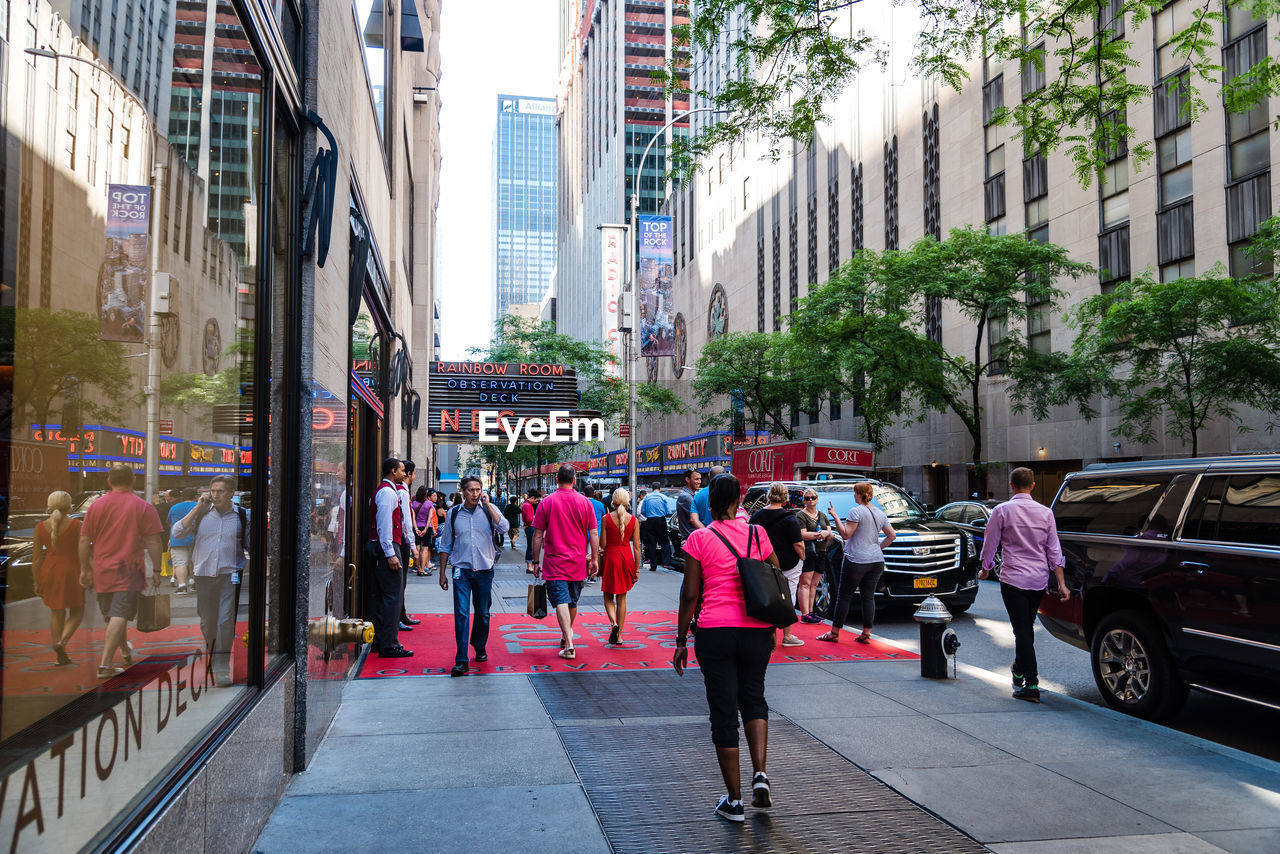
732, 437, 876, 491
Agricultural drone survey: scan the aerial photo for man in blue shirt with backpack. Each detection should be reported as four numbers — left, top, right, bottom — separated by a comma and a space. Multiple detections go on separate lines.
437, 475, 509, 676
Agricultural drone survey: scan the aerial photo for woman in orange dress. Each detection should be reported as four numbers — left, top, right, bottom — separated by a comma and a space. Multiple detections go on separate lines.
601, 487, 642, 646
32, 490, 84, 666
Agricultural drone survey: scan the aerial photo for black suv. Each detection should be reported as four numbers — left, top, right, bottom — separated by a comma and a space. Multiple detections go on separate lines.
1039, 456, 1280, 720
742, 481, 982, 615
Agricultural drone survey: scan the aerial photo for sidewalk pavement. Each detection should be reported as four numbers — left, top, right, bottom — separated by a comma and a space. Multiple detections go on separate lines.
253, 542, 1280, 853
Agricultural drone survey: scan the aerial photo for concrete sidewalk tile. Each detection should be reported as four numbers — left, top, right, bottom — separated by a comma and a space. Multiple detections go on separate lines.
286, 729, 577, 795
796, 714, 1018, 771
328, 692, 552, 735
759, 661, 858, 686
252, 785, 609, 854
872, 763, 1176, 843
817, 659, 925, 682
858, 674, 1045, 714
342, 670, 536, 699
986, 832, 1231, 853
934, 709, 1209, 763
1194, 828, 1280, 854
767, 680, 918, 718
1045, 755, 1280, 833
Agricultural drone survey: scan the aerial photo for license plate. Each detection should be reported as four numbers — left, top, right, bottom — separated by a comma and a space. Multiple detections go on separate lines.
913, 577, 938, 589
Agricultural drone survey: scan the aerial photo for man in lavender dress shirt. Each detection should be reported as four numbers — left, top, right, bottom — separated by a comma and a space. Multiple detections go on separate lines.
978, 467, 1070, 703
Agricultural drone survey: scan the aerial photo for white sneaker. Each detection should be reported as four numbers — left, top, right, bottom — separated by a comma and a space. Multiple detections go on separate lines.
751, 772, 772, 809
781, 636, 805, 647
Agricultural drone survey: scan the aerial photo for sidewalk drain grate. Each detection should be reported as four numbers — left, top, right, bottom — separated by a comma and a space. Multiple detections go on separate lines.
535, 674, 986, 854
531, 670, 708, 719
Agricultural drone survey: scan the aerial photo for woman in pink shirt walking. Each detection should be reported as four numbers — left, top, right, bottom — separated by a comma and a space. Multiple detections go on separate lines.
673, 474, 780, 825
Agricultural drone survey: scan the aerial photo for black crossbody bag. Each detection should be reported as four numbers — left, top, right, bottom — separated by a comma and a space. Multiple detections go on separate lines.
709, 525, 798, 628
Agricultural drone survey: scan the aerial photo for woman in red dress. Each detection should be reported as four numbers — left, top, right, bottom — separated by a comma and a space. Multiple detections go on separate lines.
32, 490, 84, 666
601, 487, 642, 645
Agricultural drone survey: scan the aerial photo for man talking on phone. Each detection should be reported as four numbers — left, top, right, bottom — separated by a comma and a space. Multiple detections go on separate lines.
436, 475, 509, 676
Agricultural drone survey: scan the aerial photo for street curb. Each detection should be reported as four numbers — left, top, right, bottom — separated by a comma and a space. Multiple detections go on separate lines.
870, 630, 1280, 776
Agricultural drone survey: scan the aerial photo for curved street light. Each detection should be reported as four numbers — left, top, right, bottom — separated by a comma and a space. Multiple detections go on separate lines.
623, 106, 727, 494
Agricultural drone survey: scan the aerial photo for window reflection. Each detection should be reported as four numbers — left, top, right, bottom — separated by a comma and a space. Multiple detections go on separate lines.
0, 1, 267, 849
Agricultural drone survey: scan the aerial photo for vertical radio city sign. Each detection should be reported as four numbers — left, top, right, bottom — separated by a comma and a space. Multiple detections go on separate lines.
600, 224, 627, 377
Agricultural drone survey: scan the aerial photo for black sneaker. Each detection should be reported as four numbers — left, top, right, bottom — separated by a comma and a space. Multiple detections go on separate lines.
751, 772, 771, 809
1012, 669, 1025, 689
1013, 685, 1041, 703
714, 795, 744, 824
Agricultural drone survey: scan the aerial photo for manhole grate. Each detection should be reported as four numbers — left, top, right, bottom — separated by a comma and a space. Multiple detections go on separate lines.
534, 673, 987, 854
531, 670, 709, 719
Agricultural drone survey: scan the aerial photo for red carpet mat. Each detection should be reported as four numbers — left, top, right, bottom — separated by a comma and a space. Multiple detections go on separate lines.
359, 610, 917, 678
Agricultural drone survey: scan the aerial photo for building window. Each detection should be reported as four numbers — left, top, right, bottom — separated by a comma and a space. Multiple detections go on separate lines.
1155, 0, 1193, 79
806, 142, 818, 288
771, 194, 781, 331
827, 149, 840, 273
1161, 258, 1195, 281
988, 309, 1008, 375
851, 160, 864, 251
1101, 159, 1129, 228
757, 210, 766, 332
830, 397, 841, 421
883, 135, 899, 249
1158, 127, 1193, 207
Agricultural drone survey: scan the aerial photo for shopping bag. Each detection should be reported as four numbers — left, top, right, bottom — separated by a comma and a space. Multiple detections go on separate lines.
137, 589, 172, 632
526, 581, 548, 620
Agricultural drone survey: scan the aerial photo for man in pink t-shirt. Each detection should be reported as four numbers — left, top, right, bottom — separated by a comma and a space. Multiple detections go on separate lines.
531, 465, 599, 659
78, 465, 164, 679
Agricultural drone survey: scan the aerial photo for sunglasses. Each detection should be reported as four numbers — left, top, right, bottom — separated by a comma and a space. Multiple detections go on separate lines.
804, 495, 818, 500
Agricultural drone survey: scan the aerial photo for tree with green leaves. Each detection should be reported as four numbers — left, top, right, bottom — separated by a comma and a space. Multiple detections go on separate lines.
158, 334, 253, 428
789, 249, 929, 449
472, 315, 684, 424
791, 228, 1090, 493
667, 0, 1275, 186
692, 330, 827, 440
1044, 269, 1280, 457
8, 308, 134, 432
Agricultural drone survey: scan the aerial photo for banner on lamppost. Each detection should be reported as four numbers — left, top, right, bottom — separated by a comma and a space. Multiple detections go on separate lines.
600, 224, 627, 376
637, 214, 674, 357
99, 184, 152, 343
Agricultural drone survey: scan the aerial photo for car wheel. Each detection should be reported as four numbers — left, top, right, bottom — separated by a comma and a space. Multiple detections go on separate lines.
948, 596, 974, 615
1090, 610, 1188, 721
813, 573, 832, 619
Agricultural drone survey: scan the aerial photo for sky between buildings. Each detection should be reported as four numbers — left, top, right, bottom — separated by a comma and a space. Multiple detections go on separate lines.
437, 0, 559, 360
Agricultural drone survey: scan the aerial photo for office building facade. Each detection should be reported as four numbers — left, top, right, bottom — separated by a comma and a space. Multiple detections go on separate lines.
555, 0, 689, 353
638, 1, 1278, 504
493, 94, 557, 323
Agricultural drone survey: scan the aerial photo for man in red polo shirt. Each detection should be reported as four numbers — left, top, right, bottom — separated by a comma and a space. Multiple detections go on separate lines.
531, 464, 599, 659
78, 465, 164, 679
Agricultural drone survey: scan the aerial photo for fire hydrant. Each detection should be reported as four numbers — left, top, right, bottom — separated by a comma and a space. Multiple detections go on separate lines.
914, 595, 960, 679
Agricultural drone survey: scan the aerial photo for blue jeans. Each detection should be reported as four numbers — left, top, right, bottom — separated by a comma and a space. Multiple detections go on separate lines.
524, 526, 536, 561
452, 567, 494, 664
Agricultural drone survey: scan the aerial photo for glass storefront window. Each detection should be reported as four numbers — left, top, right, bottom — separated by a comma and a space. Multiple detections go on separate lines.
0, 2, 268, 848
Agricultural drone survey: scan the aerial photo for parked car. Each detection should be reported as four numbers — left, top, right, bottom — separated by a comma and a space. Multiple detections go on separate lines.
737, 481, 981, 618
933, 500, 1003, 578
1038, 455, 1280, 721
0, 539, 36, 600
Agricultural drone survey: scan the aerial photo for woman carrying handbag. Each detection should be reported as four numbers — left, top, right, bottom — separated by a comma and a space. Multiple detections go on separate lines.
673, 474, 780, 825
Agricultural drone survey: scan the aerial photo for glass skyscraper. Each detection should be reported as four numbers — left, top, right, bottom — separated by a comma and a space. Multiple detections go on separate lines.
493, 94, 557, 322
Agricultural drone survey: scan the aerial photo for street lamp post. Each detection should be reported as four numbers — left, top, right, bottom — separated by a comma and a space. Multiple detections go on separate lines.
626, 107, 725, 496
26, 47, 165, 500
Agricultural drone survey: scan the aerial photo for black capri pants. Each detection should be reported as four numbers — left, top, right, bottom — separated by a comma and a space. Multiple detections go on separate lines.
695, 626, 775, 748
831, 559, 885, 630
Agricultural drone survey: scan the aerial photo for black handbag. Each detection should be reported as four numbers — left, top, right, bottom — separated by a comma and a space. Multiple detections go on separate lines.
709, 525, 798, 628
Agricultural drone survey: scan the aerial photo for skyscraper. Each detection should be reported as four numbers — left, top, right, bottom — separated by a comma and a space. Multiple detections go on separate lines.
554, 0, 690, 351
493, 94, 557, 322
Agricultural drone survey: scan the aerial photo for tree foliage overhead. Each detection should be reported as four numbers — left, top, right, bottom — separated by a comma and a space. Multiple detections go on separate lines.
668, 0, 1278, 185
1053, 268, 1280, 457
8, 308, 134, 431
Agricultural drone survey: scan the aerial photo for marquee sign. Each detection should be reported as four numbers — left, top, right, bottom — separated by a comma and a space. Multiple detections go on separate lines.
429, 362, 587, 441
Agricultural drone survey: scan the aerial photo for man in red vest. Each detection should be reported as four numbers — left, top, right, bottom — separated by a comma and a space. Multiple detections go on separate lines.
369, 457, 412, 657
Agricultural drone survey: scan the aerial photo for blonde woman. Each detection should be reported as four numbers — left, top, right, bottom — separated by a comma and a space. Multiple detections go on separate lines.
32, 491, 85, 666
821, 481, 896, 644
600, 487, 641, 645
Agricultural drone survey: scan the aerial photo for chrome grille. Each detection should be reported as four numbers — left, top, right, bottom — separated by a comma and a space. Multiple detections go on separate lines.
882, 534, 960, 574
